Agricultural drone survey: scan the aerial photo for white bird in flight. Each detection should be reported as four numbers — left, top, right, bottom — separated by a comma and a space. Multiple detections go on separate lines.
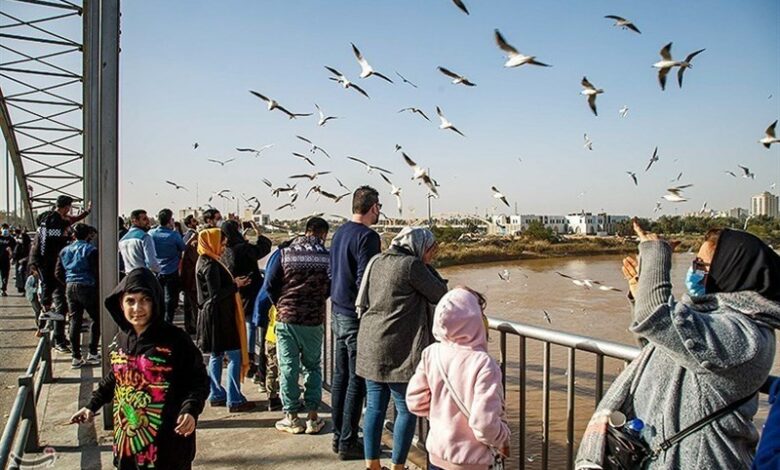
249, 91, 312, 119
580, 77, 603, 116
292, 152, 316, 167
759, 120, 780, 149
351, 43, 393, 83
583, 133, 593, 151
207, 158, 235, 167
491, 186, 510, 207
619, 105, 629, 118
236, 144, 274, 157
398, 107, 431, 122
436, 106, 465, 137
494, 29, 551, 68
652, 43, 706, 90
626, 172, 638, 186
289, 171, 331, 181
498, 269, 510, 282
437, 66, 476, 87
325, 66, 370, 99
604, 15, 641, 34
663, 184, 692, 202
738, 165, 755, 179
644, 147, 659, 172
346, 156, 393, 175
402, 152, 439, 196
451, 0, 469, 15
380, 173, 403, 216
165, 180, 188, 191
296, 135, 331, 158
315, 104, 339, 127
555, 272, 622, 292
394, 71, 418, 88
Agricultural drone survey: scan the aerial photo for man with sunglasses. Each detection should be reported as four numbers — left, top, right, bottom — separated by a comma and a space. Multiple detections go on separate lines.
328, 185, 382, 460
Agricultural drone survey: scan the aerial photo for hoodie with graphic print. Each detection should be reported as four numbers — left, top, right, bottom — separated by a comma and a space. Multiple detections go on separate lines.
87, 268, 208, 470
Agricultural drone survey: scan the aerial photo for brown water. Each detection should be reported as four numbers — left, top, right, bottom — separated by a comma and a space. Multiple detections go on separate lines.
439, 254, 780, 470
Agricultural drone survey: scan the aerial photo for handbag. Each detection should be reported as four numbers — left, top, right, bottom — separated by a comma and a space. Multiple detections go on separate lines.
434, 346, 505, 470
604, 391, 758, 470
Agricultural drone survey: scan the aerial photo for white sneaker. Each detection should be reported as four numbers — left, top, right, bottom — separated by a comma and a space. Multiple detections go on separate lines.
305, 417, 325, 435
71, 358, 85, 369
85, 353, 101, 365
39, 310, 65, 321
275, 414, 305, 434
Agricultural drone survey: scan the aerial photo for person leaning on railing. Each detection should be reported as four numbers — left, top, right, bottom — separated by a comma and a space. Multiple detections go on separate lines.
577, 221, 780, 470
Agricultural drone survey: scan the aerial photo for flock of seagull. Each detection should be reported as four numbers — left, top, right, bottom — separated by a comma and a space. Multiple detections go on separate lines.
162, 0, 777, 222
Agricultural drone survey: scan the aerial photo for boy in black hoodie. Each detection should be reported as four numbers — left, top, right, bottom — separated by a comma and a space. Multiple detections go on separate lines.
70, 268, 209, 470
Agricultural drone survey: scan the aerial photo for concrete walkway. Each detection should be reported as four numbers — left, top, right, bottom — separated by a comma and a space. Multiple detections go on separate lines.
22, 319, 423, 469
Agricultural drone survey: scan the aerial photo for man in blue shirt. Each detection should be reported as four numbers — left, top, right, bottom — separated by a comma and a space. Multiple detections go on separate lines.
328, 186, 382, 460
56, 223, 99, 368
150, 208, 185, 324
118, 209, 160, 274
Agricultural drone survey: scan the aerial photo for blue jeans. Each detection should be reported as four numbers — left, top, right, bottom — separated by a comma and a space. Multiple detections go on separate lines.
157, 271, 181, 324
331, 312, 365, 450
207, 349, 246, 407
364, 381, 416, 464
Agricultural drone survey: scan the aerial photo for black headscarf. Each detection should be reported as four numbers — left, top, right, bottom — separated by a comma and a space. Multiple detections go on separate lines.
104, 267, 165, 332
705, 229, 780, 301
220, 219, 245, 247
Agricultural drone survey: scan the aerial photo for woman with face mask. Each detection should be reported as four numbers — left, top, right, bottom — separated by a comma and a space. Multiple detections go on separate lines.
577, 222, 780, 470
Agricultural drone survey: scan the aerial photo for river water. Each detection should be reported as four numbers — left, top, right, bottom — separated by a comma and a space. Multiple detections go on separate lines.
439, 254, 780, 469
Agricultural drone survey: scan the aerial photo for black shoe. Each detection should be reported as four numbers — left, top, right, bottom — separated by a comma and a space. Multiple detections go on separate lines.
338, 443, 364, 461
209, 399, 226, 407
332, 438, 339, 454
228, 401, 256, 413
1, 291, 7, 297
267, 396, 282, 412
54, 343, 72, 354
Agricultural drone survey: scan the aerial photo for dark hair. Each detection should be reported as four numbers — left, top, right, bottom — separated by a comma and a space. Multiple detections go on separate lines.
305, 217, 330, 236
118, 216, 125, 228
56, 195, 74, 208
130, 209, 147, 222
158, 208, 173, 227
202, 209, 220, 223
352, 185, 379, 215
1, 223, 8, 229
72, 223, 92, 240
184, 214, 196, 227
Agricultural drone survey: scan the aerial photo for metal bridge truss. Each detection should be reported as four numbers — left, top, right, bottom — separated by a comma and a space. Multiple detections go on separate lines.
0, 0, 84, 226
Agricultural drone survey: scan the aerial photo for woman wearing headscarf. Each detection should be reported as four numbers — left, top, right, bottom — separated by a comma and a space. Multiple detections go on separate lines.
195, 228, 254, 412
356, 227, 448, 470
577, 223, 780, 470
220, 220, 272, 381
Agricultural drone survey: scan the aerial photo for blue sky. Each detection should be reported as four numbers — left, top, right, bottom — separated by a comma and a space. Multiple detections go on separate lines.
4, 0, 780, 219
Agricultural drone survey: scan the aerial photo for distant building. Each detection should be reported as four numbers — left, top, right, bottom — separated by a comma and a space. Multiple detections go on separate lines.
566, 213, 629, 236
486, 212, 627, 236
751, 192, 779, 218
178, 207, 203, 224
717, 207, 749, 220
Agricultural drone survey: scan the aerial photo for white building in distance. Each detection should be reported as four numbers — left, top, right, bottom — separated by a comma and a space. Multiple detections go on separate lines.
751, 192, 779, 218
487, 212, 629, 236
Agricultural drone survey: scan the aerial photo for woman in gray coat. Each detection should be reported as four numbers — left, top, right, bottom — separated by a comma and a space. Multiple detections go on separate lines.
577, 223, 780, 470
356, 227, 448, 470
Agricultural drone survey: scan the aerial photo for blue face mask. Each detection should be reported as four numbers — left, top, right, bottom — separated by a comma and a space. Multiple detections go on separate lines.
1, 229, 8, 237
685, 266, 707, 297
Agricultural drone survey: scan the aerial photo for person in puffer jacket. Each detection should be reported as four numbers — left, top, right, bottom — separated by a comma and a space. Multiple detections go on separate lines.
406, 287, 510, 470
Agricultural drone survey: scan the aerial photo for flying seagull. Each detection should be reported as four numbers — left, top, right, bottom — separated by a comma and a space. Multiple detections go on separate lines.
436, 106, 465, 137
652, 43, 706, 90
402, 152, 438, 196
663, 184, 692, 202
451, 0, 469, 14
315, 104, 339, 127
351, 43, 393, 83
394, 71, 418, 88
193, 142, 199, 150
207, 158, 235, 167
276, 202, 295, 211
738, 165, 755, 179
653, 201, 663, 213
604, 15, 641, 34
583, 133, 593, 151
380, 173, 403, 216
262, 180, 297, 198
325, 66, 370, 99
555, 272, 622, 292
543, 310, 552, 324
310, 187, 350, 203
289, 171, 331, 181
580, 77, 603, 116
619, 105, 629, 118
759, 120, 779, 148
334, 176, 350, 192
296, 135, 331, 158
249, 90, 312, 119
699, 201, 709, 215
494, 29, 551, 68
236, 144, 274, 157
346, 156, 393, 175
292, 152, 317, 167
644, 147, 659, 172
437, 66, 476, 87
165, 180, 188, 191
671, 172, 683, 183
398, 107, 431, 121
498, 269, 510, 282
626, 172, 638, 186
395, 144, 402, 152
724, 170, 737, 178
491, 186, 510, 207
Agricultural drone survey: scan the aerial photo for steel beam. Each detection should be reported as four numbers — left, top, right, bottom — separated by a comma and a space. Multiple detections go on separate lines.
0, 87, 35, 227
83, 0, 99, 225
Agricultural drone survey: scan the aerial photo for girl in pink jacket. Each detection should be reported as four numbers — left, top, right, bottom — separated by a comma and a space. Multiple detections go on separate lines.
406, 287, 510, 470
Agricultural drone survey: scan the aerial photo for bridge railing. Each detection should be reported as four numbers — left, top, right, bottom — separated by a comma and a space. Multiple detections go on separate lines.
0, 334, 54, 470
322, 314, 777, 470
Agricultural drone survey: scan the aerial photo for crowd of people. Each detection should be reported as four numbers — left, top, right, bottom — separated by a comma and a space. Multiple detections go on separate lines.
1, 188, 778, 470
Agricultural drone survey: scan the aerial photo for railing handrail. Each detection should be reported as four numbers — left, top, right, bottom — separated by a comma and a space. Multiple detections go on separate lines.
0, 334, 53, 470
488, 317, 641, 361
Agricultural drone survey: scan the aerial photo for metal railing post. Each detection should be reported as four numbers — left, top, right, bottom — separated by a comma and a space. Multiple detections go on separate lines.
17, 376, 39, 454
40, 335, 53, 384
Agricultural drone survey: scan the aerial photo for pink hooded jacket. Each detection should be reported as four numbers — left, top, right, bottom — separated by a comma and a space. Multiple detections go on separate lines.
406, 288, 510, 470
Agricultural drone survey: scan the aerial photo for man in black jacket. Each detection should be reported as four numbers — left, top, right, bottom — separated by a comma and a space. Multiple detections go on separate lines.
69, 268, 209, 470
